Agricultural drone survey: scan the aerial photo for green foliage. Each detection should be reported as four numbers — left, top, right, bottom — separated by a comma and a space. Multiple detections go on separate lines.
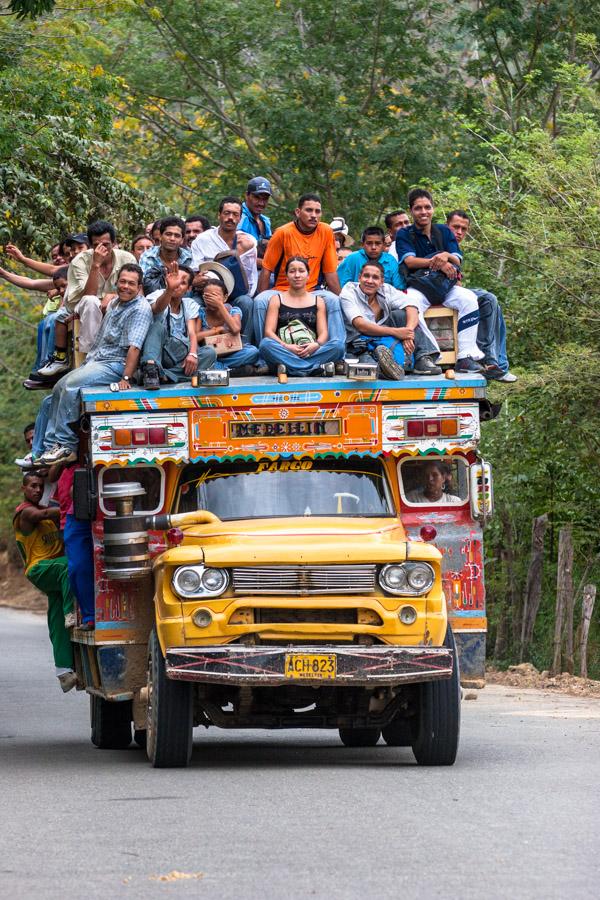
0, 16, 157, 252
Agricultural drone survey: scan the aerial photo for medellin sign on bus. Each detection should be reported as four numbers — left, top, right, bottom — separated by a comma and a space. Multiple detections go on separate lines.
229, 419, 341, 438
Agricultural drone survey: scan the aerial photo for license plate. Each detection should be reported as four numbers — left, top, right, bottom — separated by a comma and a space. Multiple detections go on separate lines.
285, 653, 337, 680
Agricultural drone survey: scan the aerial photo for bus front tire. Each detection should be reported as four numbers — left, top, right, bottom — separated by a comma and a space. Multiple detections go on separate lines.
411, 625, 461, 766
146, 629, 193, 768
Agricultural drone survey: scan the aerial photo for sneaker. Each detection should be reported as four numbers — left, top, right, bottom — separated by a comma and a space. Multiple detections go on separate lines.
413, 356, 442, 376
498, 371, 518, 383
64, 612, 77, 629
39, 445, 77, 465
374, 345, 404, 381
319, 362, 335, 377
78, 621, 95, 632
23, 378, 53, 391
58, 671, 78, 693
253, 364, 270, 376
482, 362, 505, 380
456, 357, 485, 374
36, 355, 70, 379
15, 453, 35, 469
142, 361, 160, 391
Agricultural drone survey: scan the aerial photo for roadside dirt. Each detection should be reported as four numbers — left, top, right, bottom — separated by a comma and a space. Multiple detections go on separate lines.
487, 662, 600, 699
0, 566, 46, 613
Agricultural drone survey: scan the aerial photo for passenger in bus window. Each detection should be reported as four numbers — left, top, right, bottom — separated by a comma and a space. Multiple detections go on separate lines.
406, 460, 462, 504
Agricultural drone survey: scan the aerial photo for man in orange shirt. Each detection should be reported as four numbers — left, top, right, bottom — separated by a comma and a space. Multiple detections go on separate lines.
255, 193, 346, 348
257, 194, 341, 296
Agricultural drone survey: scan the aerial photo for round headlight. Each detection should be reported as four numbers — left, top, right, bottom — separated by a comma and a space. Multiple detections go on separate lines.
192, 607, 213, 628
380, 564, 408, 593
399, 605, 417, 625
406, 563, 434, 593
201, 567, 228, 593
174, 567, 202, 595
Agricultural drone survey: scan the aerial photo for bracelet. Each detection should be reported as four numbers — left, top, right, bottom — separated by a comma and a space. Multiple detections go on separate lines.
189, 351, 198, 359
122, 375, 130, 381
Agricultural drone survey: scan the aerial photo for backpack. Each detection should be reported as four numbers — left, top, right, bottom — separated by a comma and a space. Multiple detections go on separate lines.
400, 224, 459, 305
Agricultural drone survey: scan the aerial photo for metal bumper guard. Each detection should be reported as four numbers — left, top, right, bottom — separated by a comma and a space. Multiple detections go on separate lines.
166, 644, 453, 686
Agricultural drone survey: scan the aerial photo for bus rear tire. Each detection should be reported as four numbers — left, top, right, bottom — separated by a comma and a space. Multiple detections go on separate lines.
411, 625, 461, 766
338, 727, 381, 747
146, 629, 193, 768
90, 696, 132, 749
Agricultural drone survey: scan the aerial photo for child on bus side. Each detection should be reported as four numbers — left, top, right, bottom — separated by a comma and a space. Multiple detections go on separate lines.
195, 263, 266, 376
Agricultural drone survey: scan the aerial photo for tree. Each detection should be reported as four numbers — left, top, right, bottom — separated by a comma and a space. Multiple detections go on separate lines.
0, 13, 157, 253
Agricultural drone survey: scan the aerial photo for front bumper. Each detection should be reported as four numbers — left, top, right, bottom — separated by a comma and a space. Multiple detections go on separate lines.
165, 644, 453, 687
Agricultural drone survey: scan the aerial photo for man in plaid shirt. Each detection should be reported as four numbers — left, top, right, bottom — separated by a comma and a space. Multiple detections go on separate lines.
35, 264, 153, 466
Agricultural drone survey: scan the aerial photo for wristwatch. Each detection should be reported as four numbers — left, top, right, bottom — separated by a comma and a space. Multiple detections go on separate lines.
123, 375, 130, 382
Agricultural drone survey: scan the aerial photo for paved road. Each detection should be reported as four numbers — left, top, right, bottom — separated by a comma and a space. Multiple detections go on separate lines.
1, 607, 599, 900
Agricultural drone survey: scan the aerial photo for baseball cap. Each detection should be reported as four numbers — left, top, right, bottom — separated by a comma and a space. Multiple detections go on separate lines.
65, 232, 89, 245
247, 177, 272, 196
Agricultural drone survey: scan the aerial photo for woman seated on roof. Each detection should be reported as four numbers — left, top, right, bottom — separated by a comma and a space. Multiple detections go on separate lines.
258, 256, 345, 377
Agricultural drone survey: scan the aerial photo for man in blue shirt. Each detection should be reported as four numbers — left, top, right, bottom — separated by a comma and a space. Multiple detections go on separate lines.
337, 226, 405, 290
139, 216, 193, 294
238, 176, 273, 241
396, 189, 484, 373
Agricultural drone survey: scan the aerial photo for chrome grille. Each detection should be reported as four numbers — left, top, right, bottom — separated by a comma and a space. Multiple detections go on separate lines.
231, 565, 376, 595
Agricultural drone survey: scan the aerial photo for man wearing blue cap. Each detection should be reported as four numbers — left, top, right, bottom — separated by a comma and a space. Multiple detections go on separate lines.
238, 176, 273, 241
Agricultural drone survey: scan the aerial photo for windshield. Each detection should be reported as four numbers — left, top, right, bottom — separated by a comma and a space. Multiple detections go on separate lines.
177, 457, 395, 520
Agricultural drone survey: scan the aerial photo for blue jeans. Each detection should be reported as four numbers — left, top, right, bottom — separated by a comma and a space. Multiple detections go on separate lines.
33, 312, 58, 371
214, 344, 260, 370
347, 308, 438, 367
231, 294, 255, 345
141, 318, 216, 381
44, 360, 126, 451
64, 514, 95, 624
259, 337, 345, 375
496, 305, 509, 373
32, 394, 52, 458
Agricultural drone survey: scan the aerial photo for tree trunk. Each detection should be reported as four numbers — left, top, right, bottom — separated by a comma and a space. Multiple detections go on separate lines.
551, 527, 573, 676
519, 514, 549, 662
579, 585, 596, 680
562, 529, 575, 675
497, 509, 518, 658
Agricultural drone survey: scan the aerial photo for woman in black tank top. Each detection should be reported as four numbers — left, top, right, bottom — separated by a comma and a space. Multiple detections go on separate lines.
259, 255, 345, 376
263, 256, 328, 358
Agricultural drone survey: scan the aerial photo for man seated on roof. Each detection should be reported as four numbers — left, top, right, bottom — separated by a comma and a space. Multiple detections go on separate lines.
238, 177, 273, 241
190, 196, 258, 345
139, 216, 193, 294
340, 261, 441, 380
36, 220, 137, 379
445, 209, 516, 383
140, 262, 216, 390
34, 264, 153, 466
395, 189, 484, 375
337, 226, 405, 290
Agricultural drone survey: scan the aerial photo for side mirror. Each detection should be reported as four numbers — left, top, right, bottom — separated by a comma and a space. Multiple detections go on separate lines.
470, 460, 493, 523
73, 467, 98, 521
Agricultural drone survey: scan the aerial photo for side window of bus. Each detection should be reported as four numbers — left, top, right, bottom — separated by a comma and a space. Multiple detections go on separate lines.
399, 458, 468, 506
99, 466, 165, 516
